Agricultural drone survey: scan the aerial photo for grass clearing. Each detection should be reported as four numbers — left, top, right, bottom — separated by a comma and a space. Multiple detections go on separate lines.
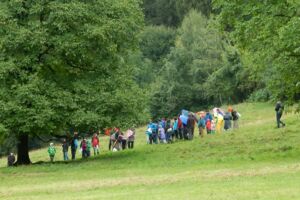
1, 102, 300, 200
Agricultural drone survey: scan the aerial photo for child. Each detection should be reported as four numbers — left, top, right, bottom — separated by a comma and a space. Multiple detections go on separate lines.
158, 125, 167, 144
48, 143, 56, 162
86, 139, 91, 157
92, 133, 100, 156
211, 119, 216, 134
206, 119, 211, 134
62, 139, 69, 161
80, 139, 87, 158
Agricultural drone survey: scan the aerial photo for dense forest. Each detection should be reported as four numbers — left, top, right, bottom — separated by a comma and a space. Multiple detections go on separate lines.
0, 0, 299, 163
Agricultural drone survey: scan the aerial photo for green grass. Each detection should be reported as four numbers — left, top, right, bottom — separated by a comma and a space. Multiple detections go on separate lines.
1, 102, 300, 200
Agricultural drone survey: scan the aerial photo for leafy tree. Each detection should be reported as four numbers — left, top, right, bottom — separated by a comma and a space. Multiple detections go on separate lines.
143, 0, 212, 26
0, 0, 144, 165
130, 26, 176, 88
214, 0, 300, 104
150, 11, 225, 118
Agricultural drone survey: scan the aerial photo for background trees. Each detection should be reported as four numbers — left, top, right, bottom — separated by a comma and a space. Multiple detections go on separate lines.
214, 0, 300, 104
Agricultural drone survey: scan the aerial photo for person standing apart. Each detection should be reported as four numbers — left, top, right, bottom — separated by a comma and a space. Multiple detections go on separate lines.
7, 153, 15, 167
48, 143, 56, 162
62, 139, 69, 161
275, 101, 285, 128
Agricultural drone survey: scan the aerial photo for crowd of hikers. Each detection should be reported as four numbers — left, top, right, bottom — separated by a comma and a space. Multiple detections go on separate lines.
6, 102, 287, 166
145, 107, 241, 144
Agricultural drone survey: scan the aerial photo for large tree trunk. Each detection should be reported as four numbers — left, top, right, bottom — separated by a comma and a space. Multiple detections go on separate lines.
16, 134, 31, 165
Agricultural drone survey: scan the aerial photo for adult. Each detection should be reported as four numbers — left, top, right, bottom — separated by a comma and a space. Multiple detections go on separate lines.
62, 138, 69, 161
224, 112, 233, 131
109, 128, 119, 150
151, 121, 158, 144
127, 128, 135, 149
231, 110, 240, 129
92, 133, 100, 155
173, 118, 178, 139
275, 101, 285, 128
197, 116, 206, 138
70, 132, 79, 160
7, 153, 15, 167
215, 109, 224, 133
187, 114, 196, 140
119, 132, 127, 150
177, 116, 183, 139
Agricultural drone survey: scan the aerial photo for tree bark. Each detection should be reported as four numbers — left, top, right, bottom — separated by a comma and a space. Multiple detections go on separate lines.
16, 134, 31, 165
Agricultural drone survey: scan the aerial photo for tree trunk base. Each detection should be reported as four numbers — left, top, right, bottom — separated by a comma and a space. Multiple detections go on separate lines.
16, 134, 31, 165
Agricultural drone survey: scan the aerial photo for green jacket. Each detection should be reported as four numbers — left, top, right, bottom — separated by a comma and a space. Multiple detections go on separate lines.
48, 146, 56, 156
87, 140, 92, 151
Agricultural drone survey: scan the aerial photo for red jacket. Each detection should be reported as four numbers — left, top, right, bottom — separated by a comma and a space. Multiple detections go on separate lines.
178, 118, 182, 128
92, 136, 99, 147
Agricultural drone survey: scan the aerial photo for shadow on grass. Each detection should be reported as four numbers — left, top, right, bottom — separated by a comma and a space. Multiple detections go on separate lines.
31, 149, 141, 166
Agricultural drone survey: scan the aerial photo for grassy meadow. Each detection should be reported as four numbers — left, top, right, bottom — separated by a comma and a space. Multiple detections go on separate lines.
0, 102, 300, 200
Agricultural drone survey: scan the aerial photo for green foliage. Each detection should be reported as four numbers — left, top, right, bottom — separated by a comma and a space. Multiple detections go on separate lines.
214, 0, 300, 104
129, 26, 176, 88
143, 0, 212, 26
0, 0, 146, 152
150, 11, 246, 118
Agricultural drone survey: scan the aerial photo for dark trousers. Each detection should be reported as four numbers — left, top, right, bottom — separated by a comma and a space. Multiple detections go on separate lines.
174, 130, 178, 139
276, 112, 285, 128
71, 148, 76, 160
121, 140, 127, 150
82, 150, 87, 158
152, 133, 158, 144
128, 141, 134, 149
183, 127, 188, 140
178, 128, 183, 139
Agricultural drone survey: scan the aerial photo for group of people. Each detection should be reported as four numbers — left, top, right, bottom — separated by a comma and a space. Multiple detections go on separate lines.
146, 107, 240, 144
46, 127, 136, 162
5, 102, 286, 166
47, 132, 100, 162
108, 128, 135, 151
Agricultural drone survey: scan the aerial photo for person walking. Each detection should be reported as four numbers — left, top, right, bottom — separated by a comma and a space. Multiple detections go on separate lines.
275, 101, 285, 128
92, 133, 100, 156
62, 139, 69, 161
198, 116, 206, 138
224, 112, 233, 131
48, 143, 56, 162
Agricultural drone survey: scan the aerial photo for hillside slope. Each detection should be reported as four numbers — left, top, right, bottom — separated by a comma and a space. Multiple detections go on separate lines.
1, 103, 300, 200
